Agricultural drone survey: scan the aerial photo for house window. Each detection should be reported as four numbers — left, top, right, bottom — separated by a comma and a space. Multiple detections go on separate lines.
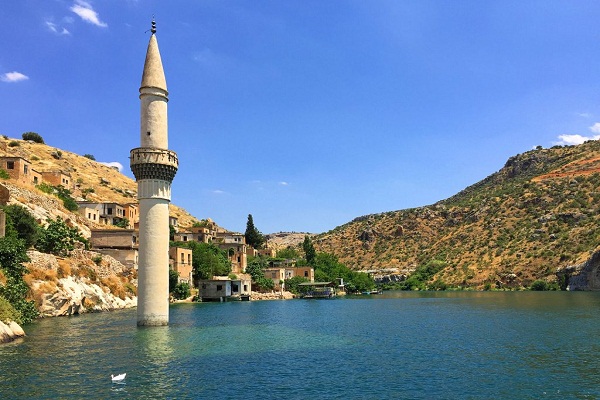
202, 284, 206, 289
107, 207, 113, 215
216, 285, 223, 291
6, 161, 14, 169
24, 164, 28, 174
182, 236, 188, 242
33, 176, 38, 184
305, 271, 309, 277
180, 254, 184, 263
187, 254, 191, 264
244, 284, 248, 291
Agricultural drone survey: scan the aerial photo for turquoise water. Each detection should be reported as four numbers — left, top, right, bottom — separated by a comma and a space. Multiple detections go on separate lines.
2, 291, 600, 399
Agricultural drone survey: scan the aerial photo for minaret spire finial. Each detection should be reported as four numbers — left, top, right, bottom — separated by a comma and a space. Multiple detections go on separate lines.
151, 17, 156, 34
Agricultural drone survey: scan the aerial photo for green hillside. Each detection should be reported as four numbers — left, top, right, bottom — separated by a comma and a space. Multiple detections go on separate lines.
315, 141, 600, 289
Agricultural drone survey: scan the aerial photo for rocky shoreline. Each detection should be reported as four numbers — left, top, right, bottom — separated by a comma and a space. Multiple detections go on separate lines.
0, 320, 26, 343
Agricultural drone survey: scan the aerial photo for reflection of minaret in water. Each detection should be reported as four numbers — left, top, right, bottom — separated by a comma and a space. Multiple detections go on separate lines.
130, 20, 178, 326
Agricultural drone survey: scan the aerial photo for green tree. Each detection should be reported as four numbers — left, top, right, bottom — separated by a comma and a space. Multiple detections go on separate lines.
0, 236, 38, 324
114, 218, 130, 229
284, 275, 309, 294
302, 235, 316, 264
22, 132, 44, 144
3, 205, 40, 248
36, 217, 86, 256
83, 154, 96, 160
244, 214, 265, 249
175, 241, 231, 280
277, 246, 300, 259
245, 257, 274, 291
169, 269, 179, 293
312, 251, 374, 292
173, 282, 191, 300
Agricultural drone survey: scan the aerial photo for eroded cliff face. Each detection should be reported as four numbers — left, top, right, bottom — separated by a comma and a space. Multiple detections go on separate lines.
557, 250, 600, 291
25, 250, 137, 318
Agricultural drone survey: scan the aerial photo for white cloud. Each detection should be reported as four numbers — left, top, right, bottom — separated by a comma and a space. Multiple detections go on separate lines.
70, 0, 107, 28
212, 189, 226, 194
278, 181, 289, 186
46, 21, 70, 35
99, 161, 123, 171
553, 134, 600, 146
589, 123, 600, 134
578, 112, 592, 118
0, 71, 29, 83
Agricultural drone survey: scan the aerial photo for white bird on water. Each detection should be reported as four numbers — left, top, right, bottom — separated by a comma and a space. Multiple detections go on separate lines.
111, 373, 126, 383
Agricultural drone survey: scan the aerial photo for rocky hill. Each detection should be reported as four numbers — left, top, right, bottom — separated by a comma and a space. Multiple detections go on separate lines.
265, 232, 314, 251
0, 135, 200, 229
314, 141, 600, 289
0, 135, 207, 321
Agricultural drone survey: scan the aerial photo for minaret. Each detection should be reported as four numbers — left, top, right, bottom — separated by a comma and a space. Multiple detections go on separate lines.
130, 20, 178, 326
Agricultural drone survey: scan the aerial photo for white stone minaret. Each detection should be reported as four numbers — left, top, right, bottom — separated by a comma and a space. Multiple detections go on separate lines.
130, 20, 178, 326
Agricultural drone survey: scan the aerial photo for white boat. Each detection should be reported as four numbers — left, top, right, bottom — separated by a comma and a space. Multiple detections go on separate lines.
111, 373, 126, 382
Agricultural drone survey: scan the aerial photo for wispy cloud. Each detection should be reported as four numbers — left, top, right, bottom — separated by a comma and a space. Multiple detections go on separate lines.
554, 134, 600, 146
99, 161, 123, 171
70, 0, 107, 28
278, 181, 289, 186
0, 71, 29, 83
578, 112, 592, 118
588, 122, 600, 134
46, 21, 71, 35
211, 189, 226, 195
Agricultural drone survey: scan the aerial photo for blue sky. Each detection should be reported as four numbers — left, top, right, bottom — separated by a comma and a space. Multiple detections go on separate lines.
3, 1, 600, 234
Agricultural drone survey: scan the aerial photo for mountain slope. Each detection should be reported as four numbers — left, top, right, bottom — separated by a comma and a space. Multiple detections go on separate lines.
314, 141, 600, 289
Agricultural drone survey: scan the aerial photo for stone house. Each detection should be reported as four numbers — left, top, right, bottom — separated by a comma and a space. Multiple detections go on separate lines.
215, 232, 247, 274
197, 276, 251, 301
169, 246, 193, 286
263, 264, 315, 291
77, 202, 126, 226
90, 229, 138, 269
0, 156, 41, 186
169, 216, 178, 232
123, 203, 138, 228
257, 248, 276, 258
40, 170, 73, 190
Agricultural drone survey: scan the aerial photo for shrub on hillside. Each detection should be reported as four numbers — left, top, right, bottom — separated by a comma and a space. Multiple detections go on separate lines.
83, 154, 96, 160
0, 169, 9, 180
8, 141, 19, 147
36, 217, 86, 257
0, 236, 38, 324
22, 132, 44, 144
3, 204, 40, 248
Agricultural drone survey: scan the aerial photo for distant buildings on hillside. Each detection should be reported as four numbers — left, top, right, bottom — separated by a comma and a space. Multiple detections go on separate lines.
0, 156, 314, 294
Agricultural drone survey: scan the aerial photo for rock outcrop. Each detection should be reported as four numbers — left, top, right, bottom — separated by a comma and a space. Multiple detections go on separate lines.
0, 320, 25, 343
25, 250, 137, 317
556, 250, 600, 291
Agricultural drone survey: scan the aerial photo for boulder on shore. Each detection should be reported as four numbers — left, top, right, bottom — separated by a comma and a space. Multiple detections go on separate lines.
0, 320, 25, 344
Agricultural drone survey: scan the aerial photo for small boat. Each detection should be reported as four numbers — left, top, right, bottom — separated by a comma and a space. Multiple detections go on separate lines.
111, 373, 126, 382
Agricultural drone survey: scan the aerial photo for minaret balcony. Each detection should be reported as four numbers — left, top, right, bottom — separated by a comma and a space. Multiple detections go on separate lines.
130, 147, 178, 183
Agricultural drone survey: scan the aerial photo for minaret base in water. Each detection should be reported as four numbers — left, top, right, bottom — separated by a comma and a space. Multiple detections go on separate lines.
131, 21, 178, 326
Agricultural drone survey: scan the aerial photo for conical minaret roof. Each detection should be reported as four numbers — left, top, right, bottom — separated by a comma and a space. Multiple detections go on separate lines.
140, 32, 167, 91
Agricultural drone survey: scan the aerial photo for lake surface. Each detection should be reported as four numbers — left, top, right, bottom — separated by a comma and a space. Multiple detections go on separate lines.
2, 291, 600, 399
